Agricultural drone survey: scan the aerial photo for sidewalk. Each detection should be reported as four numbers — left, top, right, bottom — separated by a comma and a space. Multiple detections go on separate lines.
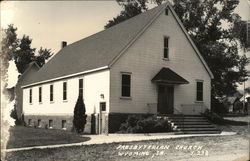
4, 131, 236, 152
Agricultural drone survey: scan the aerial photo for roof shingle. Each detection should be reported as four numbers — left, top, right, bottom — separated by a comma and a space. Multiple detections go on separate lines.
23, 4, 167, 86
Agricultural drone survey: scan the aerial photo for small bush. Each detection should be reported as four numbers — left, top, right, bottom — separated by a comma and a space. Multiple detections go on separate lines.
202, 109, 224, 124
10, 105, 26, 126
73, 96, 87, 133
119, 115, 172, 133
211, 97, 228, 115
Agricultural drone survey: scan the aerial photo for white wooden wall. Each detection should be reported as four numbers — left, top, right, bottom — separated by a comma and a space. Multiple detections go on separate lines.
23, 70, 110, 115
110, 9, 211, 114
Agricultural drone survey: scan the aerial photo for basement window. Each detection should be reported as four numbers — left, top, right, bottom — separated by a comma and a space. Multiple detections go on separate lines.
38, 119, 41, 127
49, 120, 53, 129
62, 120, 66, 130
28, 119, 32, 126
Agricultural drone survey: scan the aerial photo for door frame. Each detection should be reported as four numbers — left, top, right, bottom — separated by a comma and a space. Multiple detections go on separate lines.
157, 84, 174, 114
99, 101, 107, 134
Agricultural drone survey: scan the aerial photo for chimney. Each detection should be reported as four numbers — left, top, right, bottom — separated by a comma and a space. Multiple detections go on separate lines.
61, 41, 67, 49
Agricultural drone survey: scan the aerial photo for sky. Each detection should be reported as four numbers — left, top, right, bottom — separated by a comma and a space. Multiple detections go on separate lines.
1, 0, 250, 89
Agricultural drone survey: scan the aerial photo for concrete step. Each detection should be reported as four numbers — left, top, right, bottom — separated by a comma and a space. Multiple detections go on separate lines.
162, 114, 222, 134
174, 122, 211, 125
179, 127, 219, 131
170, 119, 208, 122
176, 124, 215, 128
176, 130, 221, 134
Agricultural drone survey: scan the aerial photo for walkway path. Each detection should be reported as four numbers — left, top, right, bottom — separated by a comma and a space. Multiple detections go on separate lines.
5, 131, 235, 152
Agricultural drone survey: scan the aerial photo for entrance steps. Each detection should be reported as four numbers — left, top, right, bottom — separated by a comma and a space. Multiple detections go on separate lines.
159, 115, 221, 134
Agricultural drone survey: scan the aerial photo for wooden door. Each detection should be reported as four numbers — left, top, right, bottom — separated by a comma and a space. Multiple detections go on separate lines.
99, 102, 106, 134
158, 85, 174, 114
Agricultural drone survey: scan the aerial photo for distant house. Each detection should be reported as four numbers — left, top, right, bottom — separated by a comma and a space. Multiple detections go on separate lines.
16, 2, 213, 134
225, 96, 239, 113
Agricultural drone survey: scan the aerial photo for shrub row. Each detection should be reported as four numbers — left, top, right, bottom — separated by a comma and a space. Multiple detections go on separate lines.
119, 115, 173, 133
202, 109, 224, 124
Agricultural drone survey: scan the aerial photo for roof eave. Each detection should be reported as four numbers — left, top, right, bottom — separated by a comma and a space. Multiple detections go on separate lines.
21, 66, 109, 88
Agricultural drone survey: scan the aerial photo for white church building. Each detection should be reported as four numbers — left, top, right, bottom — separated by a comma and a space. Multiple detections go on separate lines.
16, 2, 213, 134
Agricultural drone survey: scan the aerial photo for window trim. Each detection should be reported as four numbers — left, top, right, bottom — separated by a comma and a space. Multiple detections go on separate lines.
196, 80, 204, 102
120, 72, 132, 99
63, 81, 67, 101
163, 36, 169, 59
38, 86, 42, 103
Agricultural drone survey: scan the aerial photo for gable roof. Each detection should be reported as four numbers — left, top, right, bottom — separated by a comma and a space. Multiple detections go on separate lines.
152, 67, 189, 84
22, 2, 213, 88
18, 61, 40, 82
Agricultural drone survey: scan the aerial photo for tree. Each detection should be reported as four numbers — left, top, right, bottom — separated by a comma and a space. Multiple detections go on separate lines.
245, 87, 250, 94
35, 47, 53, 67
104, 0, 148, 29
105, 0, 249, 101
232, 18, 250, 52
2, 25, 53, 74
13, 35, 36, 74
0, 24, 18, 87
10, 104, 25, 125
73, 96, 87, 133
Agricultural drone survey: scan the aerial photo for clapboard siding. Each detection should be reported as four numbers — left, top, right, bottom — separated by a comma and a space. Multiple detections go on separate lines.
23, 69, 110, 115
110, 9, 211, 114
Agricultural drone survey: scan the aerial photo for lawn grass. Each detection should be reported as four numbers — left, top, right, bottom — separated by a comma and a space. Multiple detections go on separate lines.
5, 117, 249, 161
7, 126, 90, 149
5, 134, 248, 161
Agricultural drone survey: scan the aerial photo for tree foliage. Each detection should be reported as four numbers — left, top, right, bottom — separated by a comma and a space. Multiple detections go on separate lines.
13, 35, 36, 74
232, 17, 250, 51
2, 24, 53, 75
105, 0, 249, 99
73, 96, 87, 133
245, 87, 250, 94
0, 24, 18, 86
105, 0, 148, 29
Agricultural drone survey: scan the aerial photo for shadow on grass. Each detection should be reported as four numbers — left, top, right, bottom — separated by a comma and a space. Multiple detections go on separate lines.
7, 126, 91, 149
220, 119, 249, 126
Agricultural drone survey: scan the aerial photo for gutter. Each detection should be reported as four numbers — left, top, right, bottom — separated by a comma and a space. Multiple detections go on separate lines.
21, 66, 109, 88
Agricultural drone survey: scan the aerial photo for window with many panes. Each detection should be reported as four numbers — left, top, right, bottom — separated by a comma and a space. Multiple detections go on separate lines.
50, 85, 54, 102
29, 89, 32, 104
196, 81, 203, 101
79, 79, 83, 98
163, 36, 169, 59
121, 73, 131, 97
39, 87, 42, 103
63, 82, 67, 100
